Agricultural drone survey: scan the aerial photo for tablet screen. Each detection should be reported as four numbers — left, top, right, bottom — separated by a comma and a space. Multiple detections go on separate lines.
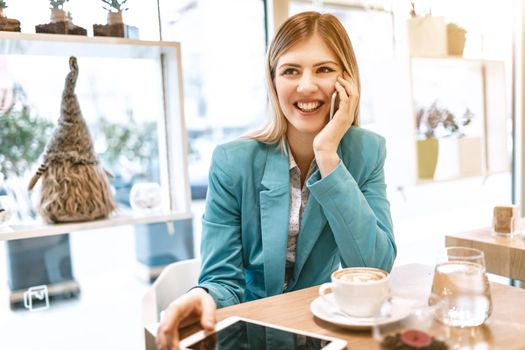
185, 319, 333, 349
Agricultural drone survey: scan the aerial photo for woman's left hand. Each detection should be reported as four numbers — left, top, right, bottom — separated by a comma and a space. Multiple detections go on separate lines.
313, 72, 359, 177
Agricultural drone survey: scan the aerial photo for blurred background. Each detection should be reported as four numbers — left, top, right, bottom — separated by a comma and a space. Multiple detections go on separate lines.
0, 0, 521, 348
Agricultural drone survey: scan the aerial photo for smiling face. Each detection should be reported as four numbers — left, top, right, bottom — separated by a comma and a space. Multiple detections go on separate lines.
274, 33, 342, 139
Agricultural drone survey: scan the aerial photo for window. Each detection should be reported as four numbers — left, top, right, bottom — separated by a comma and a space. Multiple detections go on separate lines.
290, 1, 395, 127
159, 0, 267, 199
0, 3, 190, 349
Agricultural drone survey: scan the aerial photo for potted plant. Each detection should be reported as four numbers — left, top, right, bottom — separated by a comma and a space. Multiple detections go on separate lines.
407, 1, 467, 57
0, 0, 8, 18
49, 0, 68, 23
407, 2, 446, 57
35, 0, 87, 36
416, 103, 473, 139
0, 0, 21, 32
93, 0, 139, 38
103, 0, 128, 25
415, 102, 475, 179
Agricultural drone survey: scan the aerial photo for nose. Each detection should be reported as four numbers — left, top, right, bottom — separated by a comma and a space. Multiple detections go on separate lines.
297, 71, 318, 94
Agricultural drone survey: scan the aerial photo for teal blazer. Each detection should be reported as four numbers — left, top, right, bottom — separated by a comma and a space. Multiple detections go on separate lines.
197, 127, 396, 308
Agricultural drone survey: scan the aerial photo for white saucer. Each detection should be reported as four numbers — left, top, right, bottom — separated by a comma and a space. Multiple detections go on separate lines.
310, 293, 414, 330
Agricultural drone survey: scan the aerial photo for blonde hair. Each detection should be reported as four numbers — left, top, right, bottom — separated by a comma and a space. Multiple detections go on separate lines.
247, 11, 361, 149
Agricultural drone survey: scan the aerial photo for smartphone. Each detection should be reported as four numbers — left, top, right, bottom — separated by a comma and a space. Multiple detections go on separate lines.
329, 91, 340, 120
179, 316, 347, 350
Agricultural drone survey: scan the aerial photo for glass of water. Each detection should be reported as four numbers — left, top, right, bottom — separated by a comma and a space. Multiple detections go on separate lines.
428, 247, 492, 327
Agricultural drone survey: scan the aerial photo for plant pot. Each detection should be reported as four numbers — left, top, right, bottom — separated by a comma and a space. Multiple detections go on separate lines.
458, 136, 483, 176
93, 12, 139, 39
417, 138, 439, 180
407, 16, 447, 57
431, 136, 483, 180
447, 23, 467, 56
35, 9, 87, 36
107, 11, 123, 25
0, 9, 21, 32
50, 9, 67, 23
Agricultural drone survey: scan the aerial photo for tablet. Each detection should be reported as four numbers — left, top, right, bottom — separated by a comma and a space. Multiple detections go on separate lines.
179, 316, 347, 350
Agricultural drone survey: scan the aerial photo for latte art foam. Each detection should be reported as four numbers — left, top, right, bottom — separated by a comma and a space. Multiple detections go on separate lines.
334, 269, 387, 283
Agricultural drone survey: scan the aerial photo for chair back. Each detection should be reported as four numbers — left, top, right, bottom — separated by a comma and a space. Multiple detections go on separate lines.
142, 258, 201, 325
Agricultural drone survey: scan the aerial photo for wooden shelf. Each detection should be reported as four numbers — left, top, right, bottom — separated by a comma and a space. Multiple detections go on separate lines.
0, 209, 192, 241
0, 31, 180, 59
409, 55, 502, 64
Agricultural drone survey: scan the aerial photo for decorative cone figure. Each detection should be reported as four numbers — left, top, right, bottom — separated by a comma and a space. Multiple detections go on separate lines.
28, 56, 116, 223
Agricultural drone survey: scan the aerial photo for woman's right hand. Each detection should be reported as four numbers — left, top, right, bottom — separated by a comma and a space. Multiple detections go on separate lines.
156, 287, 217, 350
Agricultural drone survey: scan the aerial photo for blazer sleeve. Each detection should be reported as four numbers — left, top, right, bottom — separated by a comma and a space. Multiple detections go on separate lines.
306, 135, 396, 271
196, 146, 245, 307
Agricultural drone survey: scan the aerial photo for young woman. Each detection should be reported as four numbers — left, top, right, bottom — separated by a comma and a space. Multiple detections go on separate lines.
157, 11, 396, 349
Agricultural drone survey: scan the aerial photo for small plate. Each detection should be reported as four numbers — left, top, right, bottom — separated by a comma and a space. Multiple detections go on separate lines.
310, 293, 415, 330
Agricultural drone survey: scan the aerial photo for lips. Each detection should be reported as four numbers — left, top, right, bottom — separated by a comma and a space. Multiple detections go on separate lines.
294, 101, 322, 113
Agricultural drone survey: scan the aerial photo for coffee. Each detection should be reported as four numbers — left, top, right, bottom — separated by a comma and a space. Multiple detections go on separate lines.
334, 268, 387, 283
319, 267, 391, 318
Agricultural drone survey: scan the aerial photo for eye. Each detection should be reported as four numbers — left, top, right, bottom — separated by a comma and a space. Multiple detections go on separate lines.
280, 68, 298, 76
317, 66, 335, 74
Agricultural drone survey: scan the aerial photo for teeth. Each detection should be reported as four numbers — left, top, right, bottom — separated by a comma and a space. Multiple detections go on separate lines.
297, 101, 321, 112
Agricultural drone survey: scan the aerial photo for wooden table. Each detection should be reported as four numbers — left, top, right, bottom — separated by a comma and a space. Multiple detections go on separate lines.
446, 228, 525, 281
145, 263, 525, 349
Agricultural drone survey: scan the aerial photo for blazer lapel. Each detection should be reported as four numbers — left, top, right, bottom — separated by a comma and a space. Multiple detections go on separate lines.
289, 144, 344, 288
260, 146, 290, 297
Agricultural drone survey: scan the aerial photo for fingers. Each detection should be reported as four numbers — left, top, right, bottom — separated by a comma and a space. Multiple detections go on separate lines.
200, 293, 217, 330
168, 328, 180, 350
157, 324, 179, 350
156, 302, 184, 350
334, 81, 347, 103
334, 72, 358, 124
155, 290, 217, 350
337, 72, 359, 99
156, 295, 196, 350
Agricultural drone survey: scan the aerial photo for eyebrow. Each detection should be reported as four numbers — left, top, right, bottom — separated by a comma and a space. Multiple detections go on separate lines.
277, 61, 340, 70
314, 61, 339, 67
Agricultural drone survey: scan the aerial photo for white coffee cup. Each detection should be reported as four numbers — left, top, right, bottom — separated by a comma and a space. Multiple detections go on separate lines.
319, 267, 390, 318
